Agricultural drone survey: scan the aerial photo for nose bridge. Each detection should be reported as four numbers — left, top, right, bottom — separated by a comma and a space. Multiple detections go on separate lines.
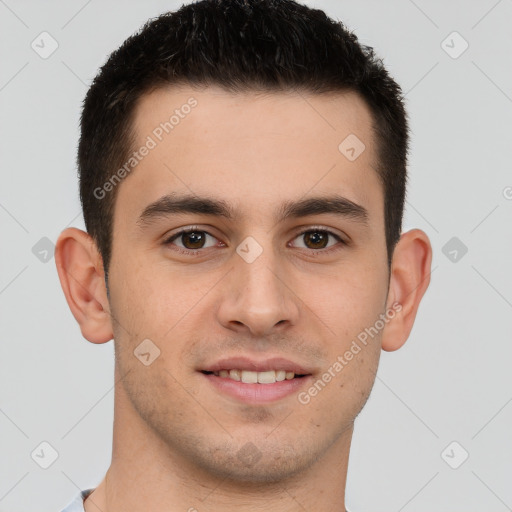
219, 234, 299, 335
240, 243, 282, 302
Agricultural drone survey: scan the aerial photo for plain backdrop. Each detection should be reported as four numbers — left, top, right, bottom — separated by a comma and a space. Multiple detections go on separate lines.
1, 1, 511, 511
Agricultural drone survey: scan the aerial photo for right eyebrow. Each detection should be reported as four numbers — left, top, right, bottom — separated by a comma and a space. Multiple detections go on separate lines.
137, 194, 238, 227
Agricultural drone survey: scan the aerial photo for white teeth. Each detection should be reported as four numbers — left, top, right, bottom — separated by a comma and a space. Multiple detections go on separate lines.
257, 370, 276, 384
241, 370, 258, 383
229, 369, 241, 381
211, 369, 299, 384
275, 370, 286, 381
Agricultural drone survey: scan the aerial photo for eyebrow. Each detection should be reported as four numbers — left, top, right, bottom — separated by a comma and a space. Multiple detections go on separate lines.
136, 192, 369, 228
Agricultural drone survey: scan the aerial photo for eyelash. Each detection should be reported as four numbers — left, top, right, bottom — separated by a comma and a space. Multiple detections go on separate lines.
163, 225, 347, 256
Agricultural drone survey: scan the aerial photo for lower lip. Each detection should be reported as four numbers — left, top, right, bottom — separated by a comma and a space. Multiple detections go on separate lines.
200, 372, 312, 404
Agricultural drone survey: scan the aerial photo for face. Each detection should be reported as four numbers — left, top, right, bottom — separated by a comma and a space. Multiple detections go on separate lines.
107, 85, 390, 482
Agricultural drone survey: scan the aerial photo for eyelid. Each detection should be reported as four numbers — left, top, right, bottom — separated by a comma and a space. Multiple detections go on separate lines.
292, 225, 347, 242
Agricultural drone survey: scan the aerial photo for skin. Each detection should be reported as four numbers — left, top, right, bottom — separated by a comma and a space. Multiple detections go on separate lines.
55, 85, 432, 512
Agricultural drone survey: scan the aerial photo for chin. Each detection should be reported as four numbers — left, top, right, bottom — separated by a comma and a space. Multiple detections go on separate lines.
193, 440, 316, 484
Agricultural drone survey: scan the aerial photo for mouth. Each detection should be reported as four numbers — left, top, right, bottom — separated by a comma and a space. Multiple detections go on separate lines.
198, 356, 314, 403
199, 367, 312, 404
201, 369, 309, 384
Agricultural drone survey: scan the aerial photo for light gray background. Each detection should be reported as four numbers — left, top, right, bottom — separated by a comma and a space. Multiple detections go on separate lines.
1, 1, 511, 511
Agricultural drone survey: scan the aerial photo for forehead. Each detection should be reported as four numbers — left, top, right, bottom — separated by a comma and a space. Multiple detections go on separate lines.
115, 84, 382, 227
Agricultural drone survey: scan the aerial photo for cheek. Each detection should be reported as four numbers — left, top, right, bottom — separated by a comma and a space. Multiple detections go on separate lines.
108, 253, 169, 319
108, 255, 220, 367
107, 262, 167, 359
305, 264, 388, 339
300, 261, 386, 400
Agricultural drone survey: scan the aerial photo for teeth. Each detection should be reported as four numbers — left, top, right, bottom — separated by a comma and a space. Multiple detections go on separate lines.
241, 371, 258, 384
275, 370, 286, 381
229, 369, 241, 381
212, 369, 298, 383
257, 370, 276, 384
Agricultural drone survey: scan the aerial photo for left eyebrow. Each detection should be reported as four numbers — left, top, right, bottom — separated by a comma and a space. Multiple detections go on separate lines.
277, 195, 369, 225
136, 192, 369, 228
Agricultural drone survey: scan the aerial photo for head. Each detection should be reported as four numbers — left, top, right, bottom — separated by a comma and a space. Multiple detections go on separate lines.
56, 0, 431, 486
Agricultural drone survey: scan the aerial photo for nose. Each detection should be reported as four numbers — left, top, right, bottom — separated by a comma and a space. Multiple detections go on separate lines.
216, 244, 300, 337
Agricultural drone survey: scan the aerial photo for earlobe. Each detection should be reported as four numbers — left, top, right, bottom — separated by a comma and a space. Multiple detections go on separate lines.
381, 229, 433, 352
54, 227, 113, 344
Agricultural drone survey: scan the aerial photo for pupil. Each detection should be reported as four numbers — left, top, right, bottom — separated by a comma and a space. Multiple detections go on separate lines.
305, 231, 327, 249
184, 231, 204, 249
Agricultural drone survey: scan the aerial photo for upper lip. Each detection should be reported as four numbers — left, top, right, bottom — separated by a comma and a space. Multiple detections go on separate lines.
200, 356, 313, 375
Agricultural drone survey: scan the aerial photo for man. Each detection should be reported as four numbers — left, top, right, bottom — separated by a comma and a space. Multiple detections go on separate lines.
55, 0, 432, 510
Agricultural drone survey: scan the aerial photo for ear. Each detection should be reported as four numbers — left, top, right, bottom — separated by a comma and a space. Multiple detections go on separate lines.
54, 227, 113, 344
381, 228, 432, 352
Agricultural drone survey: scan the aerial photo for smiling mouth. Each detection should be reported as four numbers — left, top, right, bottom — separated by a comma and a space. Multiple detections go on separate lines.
201, 369, 309, 384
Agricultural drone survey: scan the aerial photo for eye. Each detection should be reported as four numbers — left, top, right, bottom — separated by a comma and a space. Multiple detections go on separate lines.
164, 227, 221, 253
290, 228, 345, 252
163, 226, 346, 256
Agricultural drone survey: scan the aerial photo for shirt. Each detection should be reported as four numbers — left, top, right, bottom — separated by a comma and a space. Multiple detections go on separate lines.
60, 488, 95, 512
60, 487, 352, 511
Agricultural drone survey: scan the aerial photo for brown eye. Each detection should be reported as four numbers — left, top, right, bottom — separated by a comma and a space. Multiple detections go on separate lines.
180, 231, 206, 249
165, 229, 219, 251
291, 229, 343, 252
303, 231, 329, 249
